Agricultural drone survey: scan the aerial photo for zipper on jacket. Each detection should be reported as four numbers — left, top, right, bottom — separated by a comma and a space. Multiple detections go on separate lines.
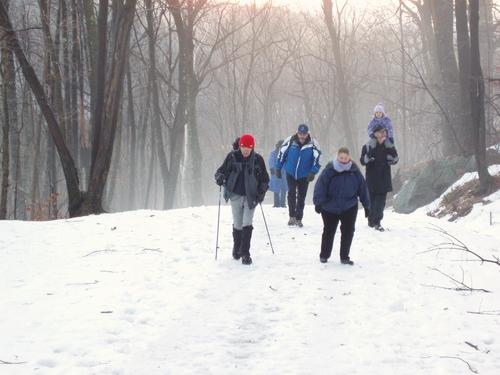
295, 153, 301, 179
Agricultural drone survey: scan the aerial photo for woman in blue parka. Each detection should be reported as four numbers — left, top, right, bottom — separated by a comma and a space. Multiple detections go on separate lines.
313, 147, 370, 265
268, 140, 288, 208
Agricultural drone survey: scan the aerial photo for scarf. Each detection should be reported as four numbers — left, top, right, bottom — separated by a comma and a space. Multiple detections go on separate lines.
333, 159, 352, 173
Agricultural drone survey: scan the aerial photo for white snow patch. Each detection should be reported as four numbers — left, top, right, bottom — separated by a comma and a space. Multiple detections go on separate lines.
1, 206, 499, 374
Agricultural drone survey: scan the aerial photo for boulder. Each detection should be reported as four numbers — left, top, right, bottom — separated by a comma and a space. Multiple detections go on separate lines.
393, 156, 475, 214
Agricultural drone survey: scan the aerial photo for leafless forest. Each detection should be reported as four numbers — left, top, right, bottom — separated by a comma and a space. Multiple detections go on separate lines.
0, 0, 499, 219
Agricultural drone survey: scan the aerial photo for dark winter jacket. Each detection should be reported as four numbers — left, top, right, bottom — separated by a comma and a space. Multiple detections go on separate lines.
360, 139, 399, 194
313, 161, 370, 215
215, 150, 270, 209
275, 134, 321, 180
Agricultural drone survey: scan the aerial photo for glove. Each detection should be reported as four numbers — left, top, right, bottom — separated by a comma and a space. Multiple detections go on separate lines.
364, 207, 370, 218
275, 169, 282, 179
215, 174, 225, 186
368, 138, 377, 149
315, 205, 322, 214
386, 155, 399, 165
307, 172, 315, 182
363, 154, 375, 165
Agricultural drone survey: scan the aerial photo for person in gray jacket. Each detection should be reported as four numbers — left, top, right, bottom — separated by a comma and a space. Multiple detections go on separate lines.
215, 134, 269, 265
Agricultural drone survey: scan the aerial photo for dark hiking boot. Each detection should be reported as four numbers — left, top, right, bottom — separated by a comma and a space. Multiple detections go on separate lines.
341, 259, 354, 265
374, 225, 385, 232
288, 217, 297, 226
232, 228, 242, 260
240, 225, 253, 263
320, 257, 328, 263
296, 220, 303, 228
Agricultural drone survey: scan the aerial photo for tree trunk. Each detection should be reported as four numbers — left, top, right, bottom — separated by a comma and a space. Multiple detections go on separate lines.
430, 0, 469, 155
82, 0, 98, 124
145, 0, 170, 209
1, 56, 11, 220
126, 62, 137, 209
322, 0, 356, 154
82, 0, 137, 214
469, 0, 492, 192
31, 113, 43, 220
399, 0, 408, 166
71, 0, 81, 169
455, 0, 475, 153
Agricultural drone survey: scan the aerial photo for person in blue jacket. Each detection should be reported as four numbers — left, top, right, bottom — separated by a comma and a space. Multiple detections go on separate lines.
313, 147, 370, 265
275, 124, 321, 227
268, 140, 288, 208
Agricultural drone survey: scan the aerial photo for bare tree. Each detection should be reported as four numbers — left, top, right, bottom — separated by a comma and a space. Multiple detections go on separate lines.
322, 0, 357, 154
469, 0, 492, 193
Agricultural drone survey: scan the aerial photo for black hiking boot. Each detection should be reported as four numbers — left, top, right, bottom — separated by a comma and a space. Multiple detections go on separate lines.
296, 220, 303, 228
320, 257, 328, 263
232, 227, 242, 260
374, 224, 385, 232
288, 217, 297, 226
341, 259, 354, 265
240, 226, 253, 265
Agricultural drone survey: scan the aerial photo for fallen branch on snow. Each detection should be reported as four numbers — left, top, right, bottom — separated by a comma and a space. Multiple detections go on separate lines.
142, 248, 162, 252
440, 356, 478, 374
425, 267, 491, 293
424, 225, 500, 267
66, 280, 99, 286
83, 249, 117, 257
0, 359, 27, 365
467, 310, 500, 316
465, 341, 479, 351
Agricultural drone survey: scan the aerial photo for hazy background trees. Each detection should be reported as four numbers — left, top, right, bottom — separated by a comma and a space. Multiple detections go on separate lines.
0, 0, 499, 219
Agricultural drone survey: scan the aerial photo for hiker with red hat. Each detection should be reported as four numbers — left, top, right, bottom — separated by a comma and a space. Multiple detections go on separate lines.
214, 133, 270, 265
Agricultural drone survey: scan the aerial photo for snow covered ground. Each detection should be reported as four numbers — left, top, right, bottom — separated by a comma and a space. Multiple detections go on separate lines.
1, 202, 499, 374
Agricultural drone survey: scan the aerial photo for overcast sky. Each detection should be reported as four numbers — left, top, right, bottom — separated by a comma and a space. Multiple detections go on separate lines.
238, 0, 398, 12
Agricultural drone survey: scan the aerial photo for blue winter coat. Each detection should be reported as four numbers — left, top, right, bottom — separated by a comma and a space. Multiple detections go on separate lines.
275, 134, 321, 180
313, 161, 370, 215
268, 149, 288, 193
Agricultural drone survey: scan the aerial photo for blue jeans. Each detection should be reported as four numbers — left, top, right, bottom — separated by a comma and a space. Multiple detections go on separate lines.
273, 189, 287, 207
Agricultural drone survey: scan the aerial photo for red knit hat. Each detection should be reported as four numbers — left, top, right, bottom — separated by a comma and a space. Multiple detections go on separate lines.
239, 133, 255, 149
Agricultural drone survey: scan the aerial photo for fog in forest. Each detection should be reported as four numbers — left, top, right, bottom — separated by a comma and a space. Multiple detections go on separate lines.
0, 0, 499, 220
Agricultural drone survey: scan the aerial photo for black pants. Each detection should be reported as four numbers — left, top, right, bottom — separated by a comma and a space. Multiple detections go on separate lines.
320, 205, 358, 261
286, 174, 309, 220
368, 192, 387, 226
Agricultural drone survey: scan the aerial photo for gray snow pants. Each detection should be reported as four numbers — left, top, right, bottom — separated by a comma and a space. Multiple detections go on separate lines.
230, 194, 256, 230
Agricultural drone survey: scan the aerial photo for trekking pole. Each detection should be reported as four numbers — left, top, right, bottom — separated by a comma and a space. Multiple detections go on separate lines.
259, 203, 275, 255
215, 186, 222, 260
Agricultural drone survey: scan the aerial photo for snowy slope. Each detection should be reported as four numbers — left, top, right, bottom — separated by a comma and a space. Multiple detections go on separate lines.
1, 205, 499, 374
419, 165, 500, 233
